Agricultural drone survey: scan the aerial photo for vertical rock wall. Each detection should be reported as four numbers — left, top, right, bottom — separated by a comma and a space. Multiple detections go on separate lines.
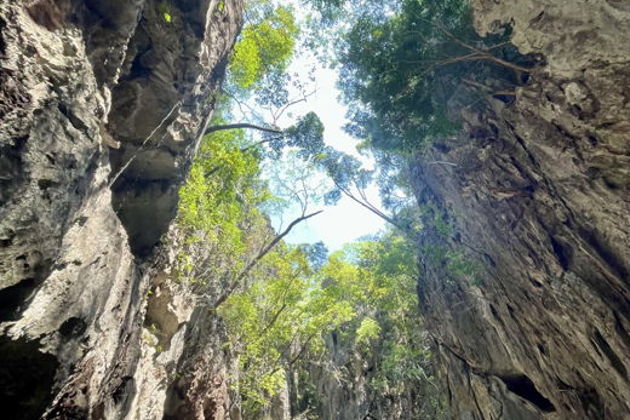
414, 1, 630, 419
0, 0, 243, 418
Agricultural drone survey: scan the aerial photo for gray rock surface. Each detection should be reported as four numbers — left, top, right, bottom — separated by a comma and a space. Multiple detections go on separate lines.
0, 0, 242, 418
414, 0, 630, 418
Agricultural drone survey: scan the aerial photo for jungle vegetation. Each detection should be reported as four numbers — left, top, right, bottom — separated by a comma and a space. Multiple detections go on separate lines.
172, 0, 531, 417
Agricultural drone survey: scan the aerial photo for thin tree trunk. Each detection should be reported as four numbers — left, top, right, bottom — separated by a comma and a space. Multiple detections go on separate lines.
205, 122, 282, 135
333, 180, 404, 230
214, 210, 323, 306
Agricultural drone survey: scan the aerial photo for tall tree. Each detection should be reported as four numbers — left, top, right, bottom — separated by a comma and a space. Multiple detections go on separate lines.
311, 0, 534, 153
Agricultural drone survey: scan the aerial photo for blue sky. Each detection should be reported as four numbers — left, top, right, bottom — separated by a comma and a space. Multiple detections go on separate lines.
227, 0, 386, 251
267, 60, 386, 251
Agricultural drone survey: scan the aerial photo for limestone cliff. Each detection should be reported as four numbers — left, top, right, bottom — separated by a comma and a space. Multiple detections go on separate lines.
0, 0, 242, 418
414, 1, 630, 418
1, 0, 629, 419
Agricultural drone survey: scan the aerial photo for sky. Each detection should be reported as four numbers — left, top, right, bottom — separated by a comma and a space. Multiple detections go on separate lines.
265, 60, 386, 251
225, 0, 387, 251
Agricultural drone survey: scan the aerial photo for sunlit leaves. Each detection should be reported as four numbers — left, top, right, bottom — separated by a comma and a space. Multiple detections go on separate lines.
217, 219, 440, 416
356, 316, 381, 344
229, 4, 299, 90
159, 2, 173, 23
317, 232, 437, 409
230, 35, 261, 89
177, 113, 271, 284
219, 245, 354, 415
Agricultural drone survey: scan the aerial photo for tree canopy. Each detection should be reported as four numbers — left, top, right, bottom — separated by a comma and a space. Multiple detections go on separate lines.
312, 0, 532, 153
219, 230, 444, 418
229, 2, 299, 90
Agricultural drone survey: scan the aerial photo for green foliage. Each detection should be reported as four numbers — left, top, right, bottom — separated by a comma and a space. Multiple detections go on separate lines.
229, 3, 299, 90
446, 250, 484, 287
177, 111, 271, 285
219, 226, 443, 417
172, 2, 493, 417
304, 0, 398, 62
422, 243, 485, 287
320, 232, 445, 418
179, 128, 265, 235
355, 316, 380, 344
158, 2, 173, 23
219, 245, 355, 415
298, 241, 328, 270
418, 201, 453, 238
332, 0, 525, 154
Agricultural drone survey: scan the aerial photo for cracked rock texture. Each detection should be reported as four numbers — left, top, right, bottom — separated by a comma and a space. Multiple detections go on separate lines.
0, 0, 242, 418
414, 0, 630, 419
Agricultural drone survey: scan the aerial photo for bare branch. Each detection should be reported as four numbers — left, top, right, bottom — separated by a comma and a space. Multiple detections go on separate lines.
333, 180, 403, 230
222, 88, 263, 121
239, 135, 285, 153
214, 210, 324, 306
205, 122, 283, 135
273, 88, 318, 122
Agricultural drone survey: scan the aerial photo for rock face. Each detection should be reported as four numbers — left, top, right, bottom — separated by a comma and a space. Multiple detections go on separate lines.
298, 331, 434, 420
414, 1, 630, 419
0, 0, 242, 418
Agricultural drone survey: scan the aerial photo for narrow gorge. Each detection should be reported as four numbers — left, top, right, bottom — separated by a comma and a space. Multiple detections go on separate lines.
0, 0, 628, 419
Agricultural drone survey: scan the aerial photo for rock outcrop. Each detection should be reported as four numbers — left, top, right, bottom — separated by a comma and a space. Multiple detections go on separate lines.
0, 0, 242, 418
414, 1, 630, 418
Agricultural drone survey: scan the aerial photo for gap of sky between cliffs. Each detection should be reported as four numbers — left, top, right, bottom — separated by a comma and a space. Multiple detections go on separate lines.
265, 57, 386, 251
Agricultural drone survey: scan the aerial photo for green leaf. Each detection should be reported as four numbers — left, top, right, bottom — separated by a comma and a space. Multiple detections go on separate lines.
356, 317, 381, 344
